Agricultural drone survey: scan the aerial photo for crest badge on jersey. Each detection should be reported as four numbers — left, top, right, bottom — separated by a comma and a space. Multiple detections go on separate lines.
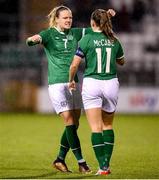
67, 35, 73, 41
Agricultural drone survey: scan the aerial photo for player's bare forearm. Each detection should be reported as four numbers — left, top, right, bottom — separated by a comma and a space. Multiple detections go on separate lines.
69, 55, 82, 90
26, 34, 42, 46
69, 65, 77, 90
69, 65, 77, 83
69, 55, 82, 82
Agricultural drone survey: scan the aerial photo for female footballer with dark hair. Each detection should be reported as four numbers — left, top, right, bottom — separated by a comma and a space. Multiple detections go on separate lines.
69, 9, 124, 175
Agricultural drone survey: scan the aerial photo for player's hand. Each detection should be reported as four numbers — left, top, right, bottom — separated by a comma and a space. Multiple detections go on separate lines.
107, 9, 116, 17
27, 35, 41, 43
68, 81, 76, 91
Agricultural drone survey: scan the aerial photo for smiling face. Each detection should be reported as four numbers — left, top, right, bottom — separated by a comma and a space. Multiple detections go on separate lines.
55, 10, 72, 31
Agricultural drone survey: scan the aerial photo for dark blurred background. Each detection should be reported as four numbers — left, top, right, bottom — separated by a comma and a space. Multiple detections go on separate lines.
0, 0, 159, 113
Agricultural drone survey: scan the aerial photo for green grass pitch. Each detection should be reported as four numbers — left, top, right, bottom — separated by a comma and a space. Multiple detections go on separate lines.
0, 113, 159, 179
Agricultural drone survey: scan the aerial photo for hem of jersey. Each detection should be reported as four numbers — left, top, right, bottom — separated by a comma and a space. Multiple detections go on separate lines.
83, 75, 117, 80
48, 80, 79, 85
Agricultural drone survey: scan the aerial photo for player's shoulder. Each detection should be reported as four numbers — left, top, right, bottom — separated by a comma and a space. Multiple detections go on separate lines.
70, 27, 81, 33
113, 36, 123, 46
70, 27, 92, 34
80, 34, 92, 42
83, 31, 102, 40
83, 31, 95, 38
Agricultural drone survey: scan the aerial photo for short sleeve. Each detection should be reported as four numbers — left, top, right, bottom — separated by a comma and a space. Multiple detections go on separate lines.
84, 27, 93, 35
78, 35, 90, 54
39, 29, 50, 45
116, 40, 124, 59
71, 28, 83, 41
71, 27, 93, 41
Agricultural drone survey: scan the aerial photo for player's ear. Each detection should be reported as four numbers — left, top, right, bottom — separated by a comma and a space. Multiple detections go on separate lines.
90, 19, 95, 28
55, 17, 58, 24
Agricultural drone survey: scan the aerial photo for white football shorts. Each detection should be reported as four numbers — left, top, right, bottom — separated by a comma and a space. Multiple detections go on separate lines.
48, 83, 83, 114
82, 77, 119, 113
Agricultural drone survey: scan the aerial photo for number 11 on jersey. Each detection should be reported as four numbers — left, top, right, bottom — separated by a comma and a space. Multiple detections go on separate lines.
95, 47, 111, 73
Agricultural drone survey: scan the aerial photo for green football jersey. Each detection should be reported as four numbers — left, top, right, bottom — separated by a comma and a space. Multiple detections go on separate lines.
39, 27, 92, 84
79, 31, 124, 80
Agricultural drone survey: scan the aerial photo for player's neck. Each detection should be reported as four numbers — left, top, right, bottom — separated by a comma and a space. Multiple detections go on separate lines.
92, 27, 102, 32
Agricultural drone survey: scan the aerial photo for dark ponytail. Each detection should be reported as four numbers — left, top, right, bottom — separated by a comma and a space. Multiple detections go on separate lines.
91, 9, 116, 42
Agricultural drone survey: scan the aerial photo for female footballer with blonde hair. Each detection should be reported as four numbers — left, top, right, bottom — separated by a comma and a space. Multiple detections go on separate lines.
26, 5, 115, 173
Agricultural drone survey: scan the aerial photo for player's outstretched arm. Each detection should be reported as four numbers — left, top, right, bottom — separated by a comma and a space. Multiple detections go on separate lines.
26, 34, 42, 46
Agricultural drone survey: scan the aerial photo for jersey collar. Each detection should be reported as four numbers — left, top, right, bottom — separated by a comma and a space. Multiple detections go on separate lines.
93, 30, 102, 32
54, 26, 65, 34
